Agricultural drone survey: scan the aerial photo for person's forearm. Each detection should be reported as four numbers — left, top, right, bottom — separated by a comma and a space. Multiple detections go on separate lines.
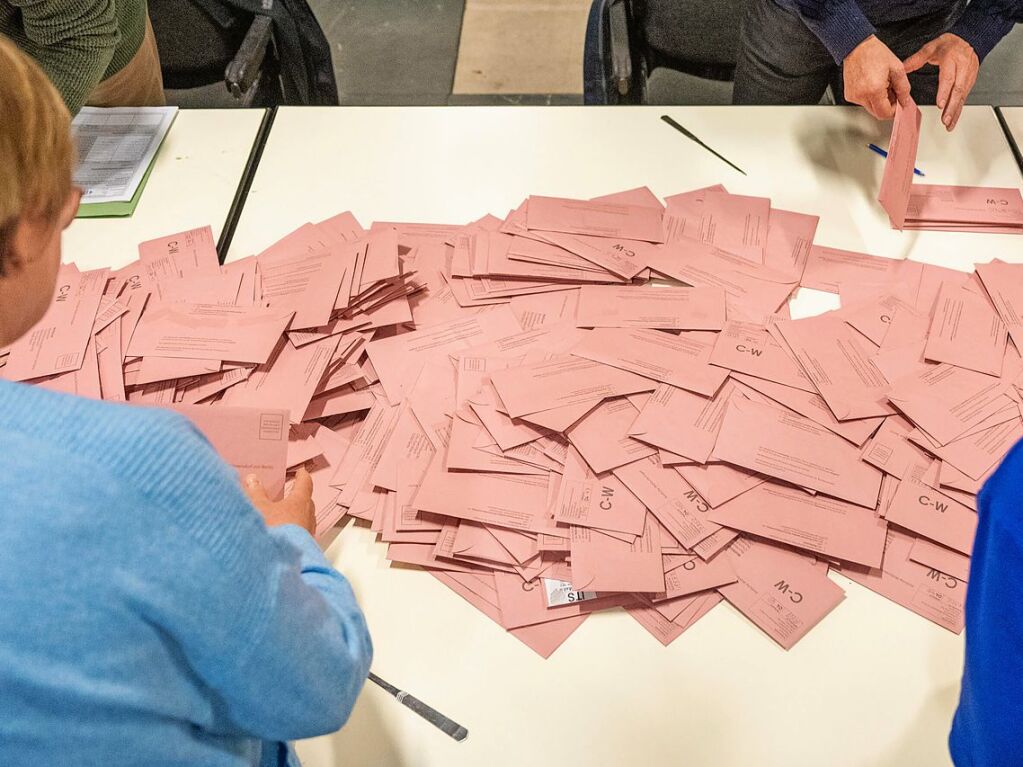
26, 44, 113, 114
10, 0, 121, 113
950, 0, 1019, 61
788, 0, 877, 63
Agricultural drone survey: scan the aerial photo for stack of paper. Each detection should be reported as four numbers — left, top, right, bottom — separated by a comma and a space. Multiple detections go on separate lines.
5, 184, 1014, 658
72, 106, 178, 218
879, 100, 1023, 232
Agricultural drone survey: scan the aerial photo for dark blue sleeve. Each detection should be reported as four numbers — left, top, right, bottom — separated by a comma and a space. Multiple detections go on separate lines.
781, 0, 877, 63
949, 438, 1023, 765
950, 0, 1019, 61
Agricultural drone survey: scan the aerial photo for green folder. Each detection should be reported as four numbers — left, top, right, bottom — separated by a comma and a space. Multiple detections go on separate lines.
73, 106, 177, 219
75, 157, 158, 218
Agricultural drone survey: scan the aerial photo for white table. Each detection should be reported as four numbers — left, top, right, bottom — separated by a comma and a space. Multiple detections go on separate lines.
233, 106, 1023, 767
1000, 107, 1023, 173
63, 108, 267, 272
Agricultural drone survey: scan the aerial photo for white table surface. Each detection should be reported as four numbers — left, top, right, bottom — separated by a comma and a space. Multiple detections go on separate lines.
229, 106, 1023, 767
63, 108, 266, 272
1001, 106, 1023, 160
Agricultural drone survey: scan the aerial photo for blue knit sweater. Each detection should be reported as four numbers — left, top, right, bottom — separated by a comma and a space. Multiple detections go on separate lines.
0, 379, 372, 766
778, 0, 1018, 62
949, 437, 1023, 764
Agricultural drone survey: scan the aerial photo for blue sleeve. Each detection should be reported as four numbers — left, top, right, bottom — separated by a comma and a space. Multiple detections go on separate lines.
950, 0, 1018, 62
950, 438, 1023, 765
126, 415, 372, 742
785, 0, 877, 63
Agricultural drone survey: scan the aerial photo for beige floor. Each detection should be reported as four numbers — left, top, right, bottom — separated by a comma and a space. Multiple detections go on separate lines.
453, 0, 590, 95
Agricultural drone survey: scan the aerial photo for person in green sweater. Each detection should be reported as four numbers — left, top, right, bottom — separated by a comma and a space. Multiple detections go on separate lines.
1, 0, 164, 115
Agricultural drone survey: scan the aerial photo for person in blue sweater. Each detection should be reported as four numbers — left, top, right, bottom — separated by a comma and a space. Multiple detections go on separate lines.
949, 436, 1023, 764
733, 0, 1021, 130
0, 36, 372, 767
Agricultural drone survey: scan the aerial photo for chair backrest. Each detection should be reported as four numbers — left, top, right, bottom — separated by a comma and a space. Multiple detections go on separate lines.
149, 0, 251, 88
641, 0, 747, 67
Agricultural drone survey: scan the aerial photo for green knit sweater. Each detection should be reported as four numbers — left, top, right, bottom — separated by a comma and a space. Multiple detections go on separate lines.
1, 0, 147, 115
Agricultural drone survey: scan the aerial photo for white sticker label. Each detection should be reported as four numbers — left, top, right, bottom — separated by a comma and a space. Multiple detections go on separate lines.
543, 578, 598, 607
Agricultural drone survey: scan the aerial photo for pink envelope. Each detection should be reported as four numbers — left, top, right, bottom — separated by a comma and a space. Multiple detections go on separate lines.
627, 381, 733, 463
571, 327, 729, 397
95, 322, 125, 402
774, 314, 894, 420
709, 320, 815, 392
924, 282, 1007, 376
412, 455, 551, 532
526, 195, 665, 243
842, 528, 965, 633
489, 353, 655, 419
713, 395, 883, 508
677, 461, 766, 509
575, 285, 726, 330
663, 191, 770, 264
840, 290, 919, 346
127, 302, 293, 363
860, 416, 934, 479
614, 455, 722, 548
136, 355, 220, 385
652, 552, 737, 600
763, 208, 819, 279
909, 537, 971, 582
645, 240, 797, 321
432, 570, 588, 659
708, 481, 888, 568
887, 363, 1011, 446
328, 399, 403, 508
3, 266, 109, 381
169, 404, 289, 499
258, 247, 349, 330
222, 334, 340, 424
509, 289, 581, 330
976, 259, 1023, 352
365, 305, 522, 403
536, 231, 655, 280
492, 570, 631, 630
717, 537, 845, 650
905, 185, 1023, 230
884, 479, 977, 555
552, 446, 647, 535
732, 373, 883, 446
878, 100, 922, 229
35, 333, 102, 399
138, 225, 220, 275
569, 514, 666, 593
626, 593, 721, 646
566, 397, 656, 473
800, 245, 922, 294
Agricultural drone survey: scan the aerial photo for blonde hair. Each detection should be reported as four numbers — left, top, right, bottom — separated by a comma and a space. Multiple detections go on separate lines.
0, 35, 74, 273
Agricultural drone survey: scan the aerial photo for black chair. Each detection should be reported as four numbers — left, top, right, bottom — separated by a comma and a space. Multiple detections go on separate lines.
149, 0, 339, 108
150, 0, 281, 106
583, 0, 747, 105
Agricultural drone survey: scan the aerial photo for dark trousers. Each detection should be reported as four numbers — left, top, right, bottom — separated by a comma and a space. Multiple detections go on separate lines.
733, 0, 965, 106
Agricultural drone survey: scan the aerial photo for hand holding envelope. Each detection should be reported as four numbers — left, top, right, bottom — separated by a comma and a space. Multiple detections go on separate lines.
879, 100, 1023, 232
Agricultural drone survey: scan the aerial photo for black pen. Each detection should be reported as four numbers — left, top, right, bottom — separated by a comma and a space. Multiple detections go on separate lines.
368, 672, 469, 742
660, 115, 747, 176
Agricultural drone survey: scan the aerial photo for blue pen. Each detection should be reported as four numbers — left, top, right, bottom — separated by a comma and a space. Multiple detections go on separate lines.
867, 143, 925, 176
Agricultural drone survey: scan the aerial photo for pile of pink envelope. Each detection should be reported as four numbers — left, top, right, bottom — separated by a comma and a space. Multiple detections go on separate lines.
879, 100, 1023, 232
5, 182, 1019, 658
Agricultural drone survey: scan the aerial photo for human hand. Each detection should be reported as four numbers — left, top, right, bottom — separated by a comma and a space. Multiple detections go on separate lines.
244, 467, 316, 535
843, 35, 912, 120
904, 33, 979, 131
